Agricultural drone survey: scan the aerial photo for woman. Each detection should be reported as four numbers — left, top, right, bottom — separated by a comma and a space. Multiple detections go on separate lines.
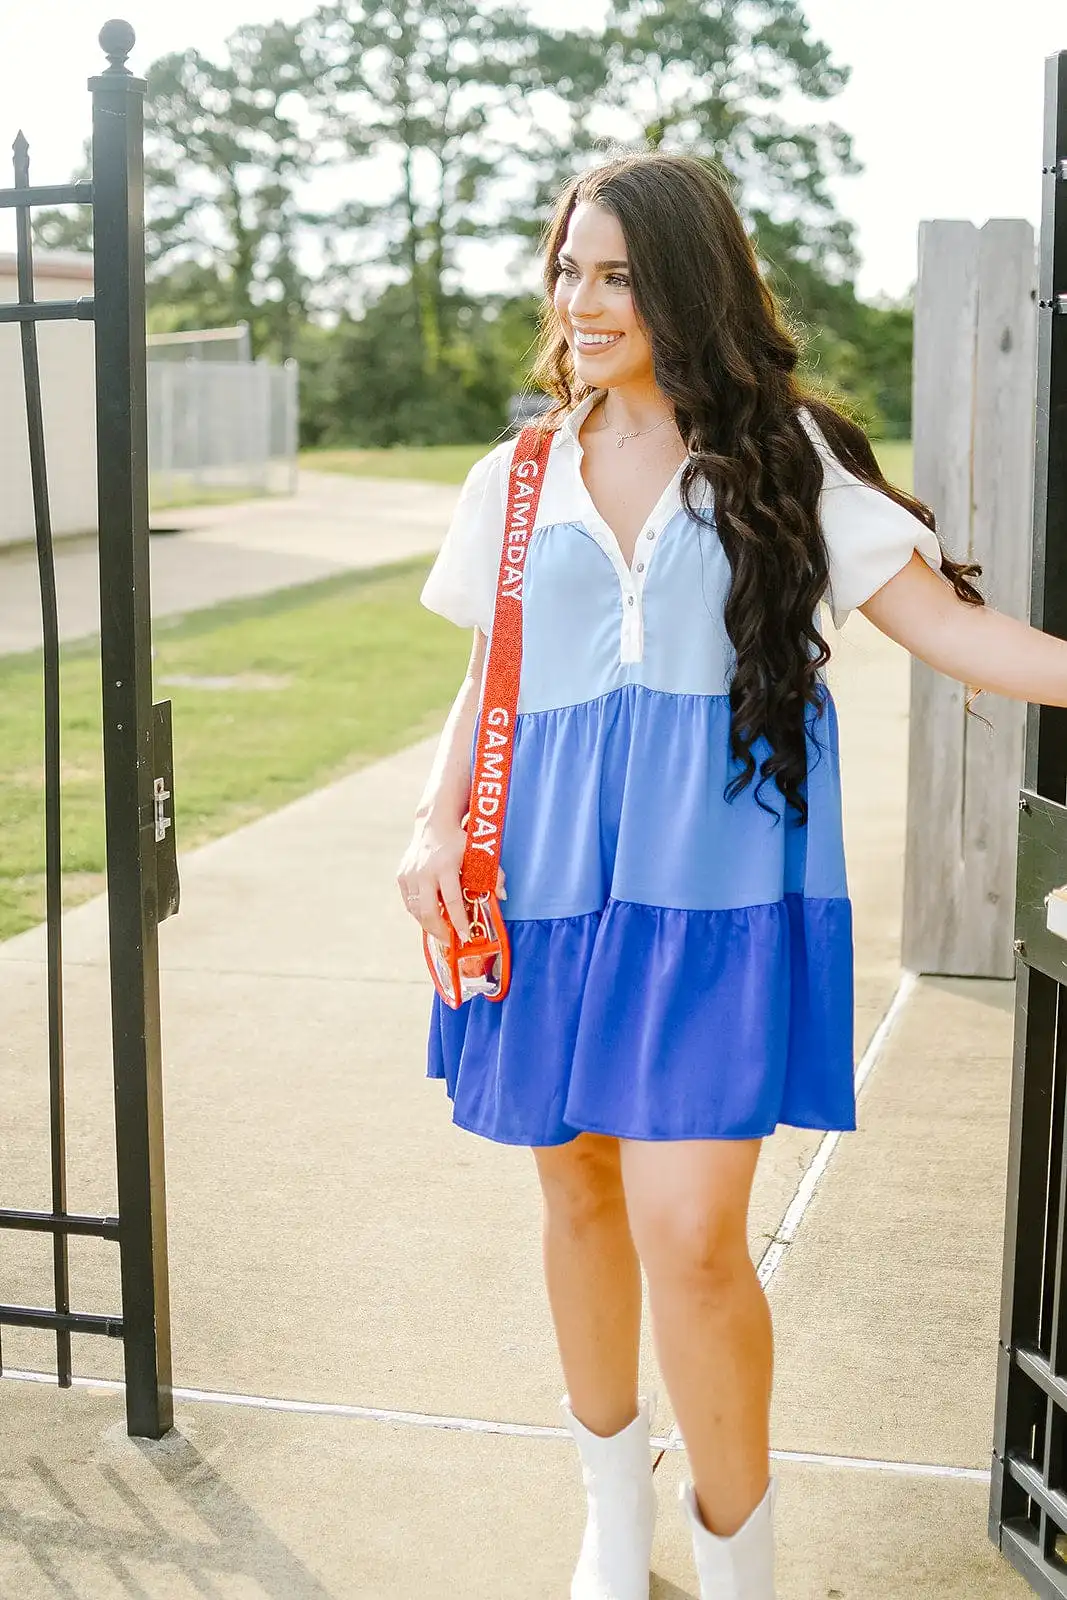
396, 152, 1064, 1599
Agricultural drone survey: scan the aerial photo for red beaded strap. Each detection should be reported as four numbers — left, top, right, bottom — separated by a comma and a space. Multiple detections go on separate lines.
460, 424, 554, 897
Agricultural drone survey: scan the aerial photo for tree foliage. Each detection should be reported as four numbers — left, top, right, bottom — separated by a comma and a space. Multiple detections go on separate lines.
143, 21, 323, 357
34, 0, 914, 443
305, 0, 549, 369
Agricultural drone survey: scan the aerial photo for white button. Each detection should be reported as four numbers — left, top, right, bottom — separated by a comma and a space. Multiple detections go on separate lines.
647, 530, 656, 540
626, 595, 635, 606
636, 562, 645, 572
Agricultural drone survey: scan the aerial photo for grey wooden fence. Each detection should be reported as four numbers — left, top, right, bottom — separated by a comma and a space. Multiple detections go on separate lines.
901, 219, 1037, 978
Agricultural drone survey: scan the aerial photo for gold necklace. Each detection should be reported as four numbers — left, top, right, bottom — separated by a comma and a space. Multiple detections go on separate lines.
601, 405, 674, 449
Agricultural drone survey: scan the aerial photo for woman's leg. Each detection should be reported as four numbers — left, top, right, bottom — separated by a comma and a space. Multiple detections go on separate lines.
620, 1136, 771, 1536
532, 1131, 644, 1437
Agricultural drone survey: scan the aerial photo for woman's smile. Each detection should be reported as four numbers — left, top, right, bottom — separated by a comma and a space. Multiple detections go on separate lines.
573, 328, 624, 351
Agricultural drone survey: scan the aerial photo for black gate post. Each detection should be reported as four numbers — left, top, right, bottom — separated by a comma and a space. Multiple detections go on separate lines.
90, 21, 173, 1440
990, 49, 1067, 1593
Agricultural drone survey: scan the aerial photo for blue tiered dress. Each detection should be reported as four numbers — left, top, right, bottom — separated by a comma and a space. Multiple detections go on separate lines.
419, 392, 942, 1147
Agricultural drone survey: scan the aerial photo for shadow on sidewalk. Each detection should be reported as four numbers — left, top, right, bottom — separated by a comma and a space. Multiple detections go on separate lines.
4, 1430, 335, 1600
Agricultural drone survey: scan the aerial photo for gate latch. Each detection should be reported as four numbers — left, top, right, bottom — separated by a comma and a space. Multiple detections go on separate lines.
1045, 884, 1067, 941
152, 700, 180, 923
153, 777, 172, 844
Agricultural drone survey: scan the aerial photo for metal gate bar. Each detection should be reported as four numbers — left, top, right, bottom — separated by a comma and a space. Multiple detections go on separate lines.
92, 22, 175, 1439
11, 126, 72, 1389
991, 48, 1067, 1596
0, 20, 175, 1439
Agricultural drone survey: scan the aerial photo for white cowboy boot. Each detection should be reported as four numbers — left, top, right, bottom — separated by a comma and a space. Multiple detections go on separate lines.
678, 1475, 779, 1599
559, 1391, 658, 1600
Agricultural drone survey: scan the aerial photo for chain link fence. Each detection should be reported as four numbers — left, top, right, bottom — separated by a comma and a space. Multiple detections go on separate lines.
148, 358, 299, 503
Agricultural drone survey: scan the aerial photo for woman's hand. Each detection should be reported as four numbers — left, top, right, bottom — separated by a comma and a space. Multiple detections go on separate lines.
396, 818, 506, 945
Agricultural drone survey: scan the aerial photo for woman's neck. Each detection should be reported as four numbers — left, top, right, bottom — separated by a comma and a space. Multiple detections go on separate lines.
594, 381, 675, 437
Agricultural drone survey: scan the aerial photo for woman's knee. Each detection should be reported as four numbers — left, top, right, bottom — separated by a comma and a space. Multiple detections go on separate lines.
620, 1137, 761, 1290
632, 1203, 751, 1292
533, 1131, 625, 1227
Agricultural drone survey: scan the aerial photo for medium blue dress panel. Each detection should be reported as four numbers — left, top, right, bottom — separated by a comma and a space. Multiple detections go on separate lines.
482, 684, 846, 921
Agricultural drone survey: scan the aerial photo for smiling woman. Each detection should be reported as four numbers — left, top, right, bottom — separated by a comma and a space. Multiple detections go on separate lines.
393, 148, 1067, 1600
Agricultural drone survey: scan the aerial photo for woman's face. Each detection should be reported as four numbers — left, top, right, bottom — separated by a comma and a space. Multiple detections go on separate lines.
553, 200, 654, 391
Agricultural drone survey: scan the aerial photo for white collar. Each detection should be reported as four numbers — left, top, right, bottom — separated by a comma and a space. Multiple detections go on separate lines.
554, 388, 713, 513
556, 389, 607, 449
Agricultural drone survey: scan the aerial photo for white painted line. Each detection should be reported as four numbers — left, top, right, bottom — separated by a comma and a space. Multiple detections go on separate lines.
0, 1367, 666, 1443
663, 969, 919, 1450
768, 1448, 989, 1483
0, 1366, 988, 1480
757, 970, 918, 1292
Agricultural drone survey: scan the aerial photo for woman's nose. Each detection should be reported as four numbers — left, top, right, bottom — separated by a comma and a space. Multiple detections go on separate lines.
569, 275, 601, 318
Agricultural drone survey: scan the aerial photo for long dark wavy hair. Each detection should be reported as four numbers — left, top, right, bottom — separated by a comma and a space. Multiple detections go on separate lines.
528, 152, 984, 825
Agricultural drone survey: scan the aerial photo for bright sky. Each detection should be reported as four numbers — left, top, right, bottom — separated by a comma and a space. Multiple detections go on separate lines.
0, 0, 1064, 301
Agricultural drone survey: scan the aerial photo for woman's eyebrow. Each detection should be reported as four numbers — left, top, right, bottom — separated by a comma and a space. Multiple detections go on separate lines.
557, 251, 629, 269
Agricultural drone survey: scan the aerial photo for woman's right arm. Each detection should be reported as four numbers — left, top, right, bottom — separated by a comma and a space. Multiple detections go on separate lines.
396, 626, 499, 946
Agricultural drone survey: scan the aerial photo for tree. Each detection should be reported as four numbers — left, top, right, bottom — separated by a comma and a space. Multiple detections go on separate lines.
306, 0, 551, 373
32, 147, 92, 255
598, 0, 860, 287
296, 282, 527, 446
141, 20, 323, 356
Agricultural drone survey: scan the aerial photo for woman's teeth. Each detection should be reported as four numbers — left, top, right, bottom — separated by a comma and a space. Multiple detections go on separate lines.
575, 332, 622, 349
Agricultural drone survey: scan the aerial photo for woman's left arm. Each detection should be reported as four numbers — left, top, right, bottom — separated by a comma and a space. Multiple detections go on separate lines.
860, 550, 1067, 708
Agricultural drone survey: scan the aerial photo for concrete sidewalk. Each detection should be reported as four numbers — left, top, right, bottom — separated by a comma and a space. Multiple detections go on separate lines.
0, 469, 460, 655
0, 612, 1028, 1597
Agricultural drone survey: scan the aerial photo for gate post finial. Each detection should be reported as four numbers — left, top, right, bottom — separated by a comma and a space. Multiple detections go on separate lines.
98, 19, 135, 74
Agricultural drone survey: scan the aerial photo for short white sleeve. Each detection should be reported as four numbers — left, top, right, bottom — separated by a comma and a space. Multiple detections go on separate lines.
799, 409, 944, 630
420, 439, 516, 633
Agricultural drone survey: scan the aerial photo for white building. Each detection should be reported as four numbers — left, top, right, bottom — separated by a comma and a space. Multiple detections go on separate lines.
0, 249, 97, 550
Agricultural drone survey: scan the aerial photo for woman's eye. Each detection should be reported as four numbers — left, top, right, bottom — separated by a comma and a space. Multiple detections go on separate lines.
606, 274, 630, 288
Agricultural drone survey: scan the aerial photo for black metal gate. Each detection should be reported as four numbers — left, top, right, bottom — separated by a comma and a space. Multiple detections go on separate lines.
991, 47, 1067, 1594
0, 20, 179, 1440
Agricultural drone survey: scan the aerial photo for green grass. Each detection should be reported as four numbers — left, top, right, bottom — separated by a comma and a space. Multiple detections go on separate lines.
149, 484, 276, 511
871, 439, 913, 492
0, 557, 469, 942
299, 443, 495, 485
302, 437, 915, 493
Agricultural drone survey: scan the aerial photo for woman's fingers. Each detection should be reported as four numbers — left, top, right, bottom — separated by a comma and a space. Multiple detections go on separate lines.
399, 861, 506, 943
400, 877, 446, 942
438, 869, 471, 945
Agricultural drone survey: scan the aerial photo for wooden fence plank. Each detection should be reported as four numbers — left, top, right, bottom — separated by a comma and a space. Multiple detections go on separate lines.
902, 219, 1036, 976
902, 221, 978, 974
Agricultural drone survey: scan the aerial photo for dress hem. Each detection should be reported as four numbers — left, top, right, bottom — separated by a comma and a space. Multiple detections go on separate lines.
432, 1077, 857, 1147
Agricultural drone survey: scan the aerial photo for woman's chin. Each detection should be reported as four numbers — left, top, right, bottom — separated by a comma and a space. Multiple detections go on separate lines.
573, 352, 622, 383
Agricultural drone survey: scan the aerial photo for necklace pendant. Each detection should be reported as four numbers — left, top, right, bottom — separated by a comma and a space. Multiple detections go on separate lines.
616, 436, 625, 448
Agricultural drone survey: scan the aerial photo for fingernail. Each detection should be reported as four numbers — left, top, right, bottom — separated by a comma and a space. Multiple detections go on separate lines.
499, 886, 508, 900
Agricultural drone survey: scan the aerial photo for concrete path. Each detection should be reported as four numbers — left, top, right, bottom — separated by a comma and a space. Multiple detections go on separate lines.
0, 609, 1029, 1596
0, 471, 460, 655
